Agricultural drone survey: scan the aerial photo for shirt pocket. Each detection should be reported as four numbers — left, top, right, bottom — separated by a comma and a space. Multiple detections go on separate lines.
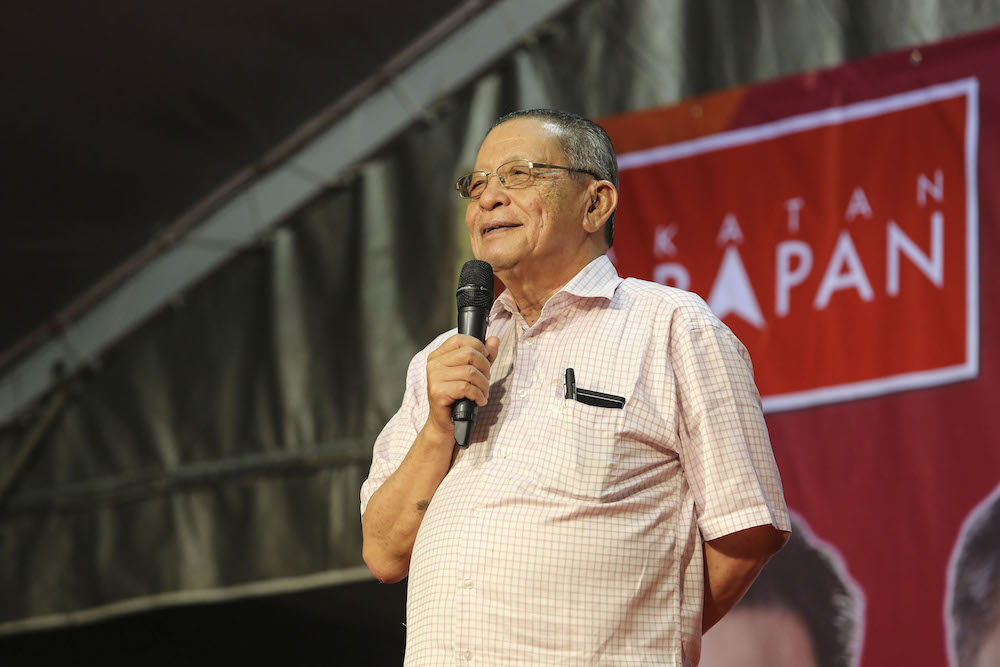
537, 397, 628, 502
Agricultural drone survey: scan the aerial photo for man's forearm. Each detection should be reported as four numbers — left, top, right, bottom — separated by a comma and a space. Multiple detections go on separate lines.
361, 425, 455, 583
702, 525, 789, 632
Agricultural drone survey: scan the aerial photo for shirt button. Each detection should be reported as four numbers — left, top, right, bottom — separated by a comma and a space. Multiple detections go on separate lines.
525, 339, 534, 347
500, 447, 511, 459
463, 650, 473, 661
463, 579, 475, 589
473, 507, 483, 517
517, 388, 528, 398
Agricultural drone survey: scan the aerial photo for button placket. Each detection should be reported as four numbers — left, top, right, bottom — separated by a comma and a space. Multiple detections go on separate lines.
456, 485, 485, 660
514, 328, 541, 402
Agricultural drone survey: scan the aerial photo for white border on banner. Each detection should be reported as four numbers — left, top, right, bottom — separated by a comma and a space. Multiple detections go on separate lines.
617, 78, 980, 414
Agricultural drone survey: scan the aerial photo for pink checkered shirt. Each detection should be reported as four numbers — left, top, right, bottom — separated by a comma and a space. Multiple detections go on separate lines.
361, 255, 790, 666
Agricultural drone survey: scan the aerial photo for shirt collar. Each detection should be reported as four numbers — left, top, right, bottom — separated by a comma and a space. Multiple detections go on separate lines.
491, 254, 622, 319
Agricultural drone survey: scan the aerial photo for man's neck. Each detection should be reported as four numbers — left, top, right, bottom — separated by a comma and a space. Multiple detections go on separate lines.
499, 251, 604, 327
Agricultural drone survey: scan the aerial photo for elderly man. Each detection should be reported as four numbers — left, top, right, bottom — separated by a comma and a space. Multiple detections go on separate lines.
361, 108, 790, 665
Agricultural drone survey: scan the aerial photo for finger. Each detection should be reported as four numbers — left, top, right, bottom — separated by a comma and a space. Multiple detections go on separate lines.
485, 336, 500, 363
429, 377, 489, 408
434, 346, 493, 379
441, 363, 490, 399
443, 333, 488, 355
463, 346, 494, 379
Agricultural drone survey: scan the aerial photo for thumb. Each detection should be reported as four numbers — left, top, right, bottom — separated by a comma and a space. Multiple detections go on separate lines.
485, 336, 500, 363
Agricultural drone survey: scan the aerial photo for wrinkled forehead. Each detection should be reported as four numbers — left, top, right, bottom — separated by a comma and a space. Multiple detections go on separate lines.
474, 118, 567, 170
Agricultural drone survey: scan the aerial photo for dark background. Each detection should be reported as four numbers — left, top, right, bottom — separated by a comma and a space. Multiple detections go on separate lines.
0, 0, 460, 355
0, 580, 407, 665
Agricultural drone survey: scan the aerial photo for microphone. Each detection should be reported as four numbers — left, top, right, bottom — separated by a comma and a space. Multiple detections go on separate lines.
452, 259, 494, 448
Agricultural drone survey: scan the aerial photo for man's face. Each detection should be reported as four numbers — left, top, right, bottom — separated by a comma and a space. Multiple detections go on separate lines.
971, 609, 1000, 667
465, 117, 593, 278
700, 608, 820, 667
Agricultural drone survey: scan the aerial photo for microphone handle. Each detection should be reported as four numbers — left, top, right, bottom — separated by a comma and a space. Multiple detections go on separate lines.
452, 304, 488, 447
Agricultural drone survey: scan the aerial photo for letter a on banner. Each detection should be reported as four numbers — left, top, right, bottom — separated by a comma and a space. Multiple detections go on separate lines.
814, 231, 875, 309
845, 187, 873, 222
716, 214, 744, 245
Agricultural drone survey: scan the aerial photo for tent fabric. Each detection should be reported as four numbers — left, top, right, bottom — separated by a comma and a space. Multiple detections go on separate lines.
0, 0, 464, 354
2, 0, 999, 633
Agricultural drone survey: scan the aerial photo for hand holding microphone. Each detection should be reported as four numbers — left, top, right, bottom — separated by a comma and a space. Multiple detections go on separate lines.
451, 260, 494, 447
423, 260, 498, 448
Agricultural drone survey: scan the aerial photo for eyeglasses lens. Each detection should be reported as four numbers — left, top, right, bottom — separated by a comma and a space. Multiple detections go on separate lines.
459, 160, 535, 199
467, 174, 488, 199
498, 161, 531, 188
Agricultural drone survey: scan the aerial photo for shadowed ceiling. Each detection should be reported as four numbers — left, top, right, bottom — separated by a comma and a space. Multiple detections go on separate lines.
1, 0, 463, 352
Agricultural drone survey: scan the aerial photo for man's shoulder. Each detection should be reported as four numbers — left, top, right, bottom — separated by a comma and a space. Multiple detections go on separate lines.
618, 277, 719, 325
402, 328, 459, 374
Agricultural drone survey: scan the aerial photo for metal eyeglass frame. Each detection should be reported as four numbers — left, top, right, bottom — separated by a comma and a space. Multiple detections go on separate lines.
455, 159, 600, 199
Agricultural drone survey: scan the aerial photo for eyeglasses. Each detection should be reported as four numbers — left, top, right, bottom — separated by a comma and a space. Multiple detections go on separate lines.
455, 159, 599, 199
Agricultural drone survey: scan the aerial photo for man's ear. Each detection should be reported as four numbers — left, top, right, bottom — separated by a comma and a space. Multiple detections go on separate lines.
584, 180, 618, 233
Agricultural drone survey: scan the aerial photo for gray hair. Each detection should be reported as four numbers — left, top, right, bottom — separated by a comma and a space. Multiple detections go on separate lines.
490, 109, 618, 247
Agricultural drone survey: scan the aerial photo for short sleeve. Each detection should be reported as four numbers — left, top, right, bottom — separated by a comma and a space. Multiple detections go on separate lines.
359, 336, 442, 516
670, 307, 791, 541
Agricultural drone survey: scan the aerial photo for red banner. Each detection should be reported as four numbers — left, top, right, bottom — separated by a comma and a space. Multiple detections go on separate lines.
601, 27, 1000, 667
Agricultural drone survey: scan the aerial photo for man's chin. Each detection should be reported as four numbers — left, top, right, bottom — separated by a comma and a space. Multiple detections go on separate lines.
473, 249, 520, 273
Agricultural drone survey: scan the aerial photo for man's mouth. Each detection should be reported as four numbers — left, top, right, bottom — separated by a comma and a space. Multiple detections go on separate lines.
482, 222, 521, 236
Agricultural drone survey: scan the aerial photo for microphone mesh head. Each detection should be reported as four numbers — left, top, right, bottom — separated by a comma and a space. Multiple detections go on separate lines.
457, 260, 494, 309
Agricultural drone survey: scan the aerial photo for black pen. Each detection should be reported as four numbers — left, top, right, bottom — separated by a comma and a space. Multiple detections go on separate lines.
565, 367, 577, 400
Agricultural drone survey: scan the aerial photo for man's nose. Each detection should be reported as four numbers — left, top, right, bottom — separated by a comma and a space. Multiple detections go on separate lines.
478, 176, 508, 209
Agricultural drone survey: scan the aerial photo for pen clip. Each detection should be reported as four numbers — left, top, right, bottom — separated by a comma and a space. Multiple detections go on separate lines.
564, 367, 577, 400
